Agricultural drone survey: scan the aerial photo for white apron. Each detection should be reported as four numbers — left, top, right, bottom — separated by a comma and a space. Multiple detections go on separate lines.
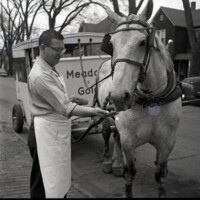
34, 74, 72, 198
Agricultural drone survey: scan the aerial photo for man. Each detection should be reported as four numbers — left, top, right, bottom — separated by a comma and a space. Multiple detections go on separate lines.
166, 39, 175, 59
27, 29, 113, 198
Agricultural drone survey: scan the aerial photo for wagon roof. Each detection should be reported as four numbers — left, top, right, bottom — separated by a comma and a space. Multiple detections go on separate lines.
12, 32, 105, 50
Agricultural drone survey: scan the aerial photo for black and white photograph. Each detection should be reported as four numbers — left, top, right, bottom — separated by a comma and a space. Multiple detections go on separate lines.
0, 0, 200, 198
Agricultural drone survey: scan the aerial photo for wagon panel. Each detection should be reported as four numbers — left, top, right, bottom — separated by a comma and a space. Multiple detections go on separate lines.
58, 56, 109, 107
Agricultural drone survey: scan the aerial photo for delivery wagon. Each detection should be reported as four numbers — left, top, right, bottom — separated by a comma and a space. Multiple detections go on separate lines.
12, 32, 110, 141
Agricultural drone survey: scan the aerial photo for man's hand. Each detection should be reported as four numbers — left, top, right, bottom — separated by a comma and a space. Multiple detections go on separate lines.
94, 107, 118, 118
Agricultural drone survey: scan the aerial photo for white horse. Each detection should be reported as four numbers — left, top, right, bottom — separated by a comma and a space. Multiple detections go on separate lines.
97, 0, 182, 198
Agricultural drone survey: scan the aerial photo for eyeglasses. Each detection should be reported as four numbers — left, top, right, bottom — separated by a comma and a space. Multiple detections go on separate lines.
45, 44, 66, 55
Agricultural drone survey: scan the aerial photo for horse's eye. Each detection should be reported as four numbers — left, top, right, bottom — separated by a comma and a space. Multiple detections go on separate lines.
139, 40, 146, 47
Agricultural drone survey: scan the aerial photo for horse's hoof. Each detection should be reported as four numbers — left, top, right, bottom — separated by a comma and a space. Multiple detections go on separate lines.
103, 163, 112, 174
112, 166, 124, 177
158, 186, 166, 198
158, 192, 166, 198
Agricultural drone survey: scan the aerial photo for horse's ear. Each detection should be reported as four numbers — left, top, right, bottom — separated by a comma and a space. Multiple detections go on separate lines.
140, 0, 153, 21
103, 5, 124, 25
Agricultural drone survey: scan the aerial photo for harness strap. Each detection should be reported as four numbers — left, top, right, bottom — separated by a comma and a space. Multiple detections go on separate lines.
135, 70, 181, 107
157, 70, 177, 98
111, 59, 143, 78
117, 19, 151, 29
109, 27, 153, 35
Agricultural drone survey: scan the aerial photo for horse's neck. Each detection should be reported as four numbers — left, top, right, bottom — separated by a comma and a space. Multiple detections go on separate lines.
140, 51, 168, 96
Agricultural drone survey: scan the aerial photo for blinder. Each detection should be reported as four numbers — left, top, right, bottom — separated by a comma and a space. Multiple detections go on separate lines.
147, 28, 156, 51
101, 33, 113, 56
101, 27, 155, 57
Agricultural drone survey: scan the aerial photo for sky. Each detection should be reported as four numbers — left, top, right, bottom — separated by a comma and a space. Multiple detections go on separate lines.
34, 0, 200, 34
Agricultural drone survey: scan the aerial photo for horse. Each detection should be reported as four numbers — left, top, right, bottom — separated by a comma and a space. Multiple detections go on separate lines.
97, 0, 182, 198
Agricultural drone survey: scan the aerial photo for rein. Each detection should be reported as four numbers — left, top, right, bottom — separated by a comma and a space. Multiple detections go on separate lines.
71, 96, 111, 144
78, 39, 90, 89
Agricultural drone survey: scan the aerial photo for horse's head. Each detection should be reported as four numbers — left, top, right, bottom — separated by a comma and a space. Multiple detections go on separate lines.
102, 0, 154, 111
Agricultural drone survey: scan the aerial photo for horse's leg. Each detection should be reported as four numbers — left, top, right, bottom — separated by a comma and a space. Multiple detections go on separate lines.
154, 133, 176, 198
102, 118, 113, 173
112, 129, 124, 177
122, 143, 136, 198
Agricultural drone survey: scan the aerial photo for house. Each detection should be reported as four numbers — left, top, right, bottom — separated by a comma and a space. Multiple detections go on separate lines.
152, 2, 200, 80
78, 17, 116, 33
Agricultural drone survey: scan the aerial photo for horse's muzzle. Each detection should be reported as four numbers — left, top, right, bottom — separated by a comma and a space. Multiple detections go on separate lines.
109, 90, 132, 111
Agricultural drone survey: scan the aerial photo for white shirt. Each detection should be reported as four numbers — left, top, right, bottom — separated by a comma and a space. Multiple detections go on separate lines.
28, 56, 77, 119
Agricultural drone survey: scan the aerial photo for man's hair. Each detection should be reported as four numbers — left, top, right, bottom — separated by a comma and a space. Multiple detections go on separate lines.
39, 29, 64, 46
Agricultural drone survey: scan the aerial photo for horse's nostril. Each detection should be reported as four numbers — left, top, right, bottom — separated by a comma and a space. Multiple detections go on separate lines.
124, 91, 131, 102
108, 92, 112, 101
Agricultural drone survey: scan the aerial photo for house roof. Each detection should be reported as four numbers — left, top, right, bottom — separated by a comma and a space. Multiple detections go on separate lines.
78, 17, 116, 33
154, 7, 200, 28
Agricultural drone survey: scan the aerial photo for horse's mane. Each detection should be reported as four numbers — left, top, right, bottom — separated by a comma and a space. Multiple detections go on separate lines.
153, 33, 174, 71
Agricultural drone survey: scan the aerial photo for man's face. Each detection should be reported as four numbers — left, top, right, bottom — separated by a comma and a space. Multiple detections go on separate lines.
42, 38, 65, 66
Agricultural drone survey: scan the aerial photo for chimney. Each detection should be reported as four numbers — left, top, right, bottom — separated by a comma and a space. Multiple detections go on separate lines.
191, 2, 196, 10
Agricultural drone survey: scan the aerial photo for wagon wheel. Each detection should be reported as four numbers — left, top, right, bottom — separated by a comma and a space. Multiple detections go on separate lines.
12, 104, 24, 133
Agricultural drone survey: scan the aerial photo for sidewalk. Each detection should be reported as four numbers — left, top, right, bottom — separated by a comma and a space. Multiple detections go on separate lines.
0, 122, 89, 198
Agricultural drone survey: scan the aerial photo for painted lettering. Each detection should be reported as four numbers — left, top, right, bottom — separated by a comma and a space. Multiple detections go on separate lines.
66, 70, 74, 79
78, 86, 94, 95
66, 69, 98, 79
75, 71, 80, 78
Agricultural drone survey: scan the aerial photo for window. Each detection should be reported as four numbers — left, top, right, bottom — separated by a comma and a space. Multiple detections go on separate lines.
14, 57, 27, 83
156, 29, 166, 44
159, 14, 164, 21
33, 47, 39, 59
63, 43, 106, 58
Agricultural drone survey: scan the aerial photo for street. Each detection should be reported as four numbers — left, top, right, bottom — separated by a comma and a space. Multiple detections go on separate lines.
0, 76, 200, 198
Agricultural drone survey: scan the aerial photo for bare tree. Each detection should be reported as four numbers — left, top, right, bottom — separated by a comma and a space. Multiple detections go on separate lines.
11, 0, 43, 40
0, 0, 23, 75
0, 0, 43, 75
41, 0, 146, 33
182, 0, 200, 76
42, 0, 97, 33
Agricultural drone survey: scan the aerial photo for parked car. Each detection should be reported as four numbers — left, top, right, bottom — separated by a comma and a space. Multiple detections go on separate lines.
0, 68, 8, 77
181, 76, 200, 106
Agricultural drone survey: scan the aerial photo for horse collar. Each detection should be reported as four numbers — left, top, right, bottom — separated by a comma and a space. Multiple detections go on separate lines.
135, 70, 182, 107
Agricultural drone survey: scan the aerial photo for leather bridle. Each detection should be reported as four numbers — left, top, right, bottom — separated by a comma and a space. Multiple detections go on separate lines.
108, 19, 156, 83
